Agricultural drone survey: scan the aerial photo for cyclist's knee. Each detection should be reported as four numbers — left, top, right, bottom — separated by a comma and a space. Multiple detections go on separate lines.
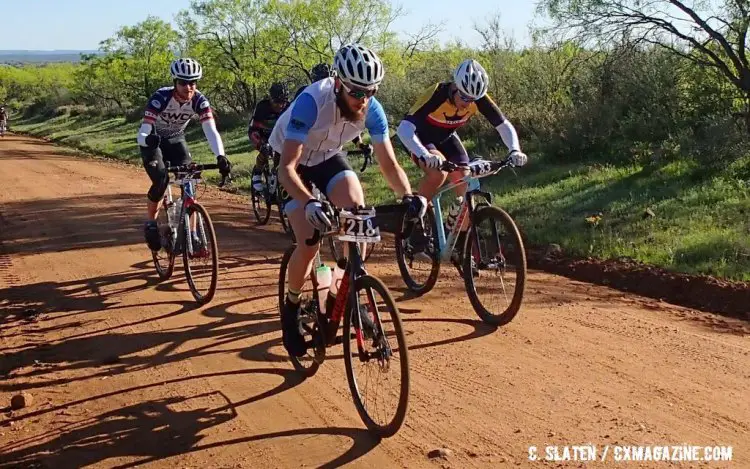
147, 180, 168, 202
425, 167, 447, 183
327, 171, 363, 208
146, 170, 169, 202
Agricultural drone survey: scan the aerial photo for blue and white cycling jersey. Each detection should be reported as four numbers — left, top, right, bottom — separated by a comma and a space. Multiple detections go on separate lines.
137, 87, 224, 157
269, 77, 389, 167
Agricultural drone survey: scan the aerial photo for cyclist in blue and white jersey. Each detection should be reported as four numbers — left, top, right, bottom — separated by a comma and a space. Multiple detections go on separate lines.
136, 58, 232, 252
272, 43, 427, 357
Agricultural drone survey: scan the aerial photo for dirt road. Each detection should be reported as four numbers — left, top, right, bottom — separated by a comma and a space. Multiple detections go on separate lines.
1, 134, 748, 468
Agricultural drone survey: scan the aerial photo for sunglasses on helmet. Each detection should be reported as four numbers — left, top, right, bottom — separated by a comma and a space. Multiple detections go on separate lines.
340, 82, 377, 100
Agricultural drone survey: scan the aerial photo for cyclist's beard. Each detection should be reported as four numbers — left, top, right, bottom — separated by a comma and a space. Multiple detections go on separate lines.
336, 92, 366, 122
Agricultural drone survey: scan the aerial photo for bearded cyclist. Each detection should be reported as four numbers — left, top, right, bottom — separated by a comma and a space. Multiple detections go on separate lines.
137, 58, 232, 252
249, 82, 289, 191
274, 43, 426, 357
294, 63, 372, 158
396, 59, 527, 259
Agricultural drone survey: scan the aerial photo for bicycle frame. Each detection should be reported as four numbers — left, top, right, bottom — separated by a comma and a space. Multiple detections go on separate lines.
431, 174, 486, 262
163, 168, 208, 256
305, 208, 382, 357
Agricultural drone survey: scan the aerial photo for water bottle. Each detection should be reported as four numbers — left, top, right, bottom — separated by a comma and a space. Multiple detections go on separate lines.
444, 196, 464, 233
315, 264, 332, 314
167, 198, 180, 229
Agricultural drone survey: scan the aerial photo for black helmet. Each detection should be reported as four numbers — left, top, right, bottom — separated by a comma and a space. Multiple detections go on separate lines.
269, 82, 289, 102
310, 63, 333, 82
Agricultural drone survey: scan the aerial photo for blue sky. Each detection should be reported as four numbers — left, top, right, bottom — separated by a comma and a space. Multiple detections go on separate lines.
3, 0, 543, 50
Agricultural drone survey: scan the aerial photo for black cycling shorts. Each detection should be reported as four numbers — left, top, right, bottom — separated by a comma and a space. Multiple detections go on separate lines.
141, 137, 192, 202
281, 153, 357, 214
410, 132, 469, 167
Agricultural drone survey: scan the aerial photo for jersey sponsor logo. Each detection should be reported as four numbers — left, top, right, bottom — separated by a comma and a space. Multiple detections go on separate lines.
290, 118, 306, 130
144, 111, 158, 119
161, 111, 194, 121
199, 100, 210, 110
151, 99, 162, 109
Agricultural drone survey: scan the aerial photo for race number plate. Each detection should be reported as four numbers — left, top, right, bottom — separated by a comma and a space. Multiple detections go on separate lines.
469, 159, 493, 176
337, 208, 381, 243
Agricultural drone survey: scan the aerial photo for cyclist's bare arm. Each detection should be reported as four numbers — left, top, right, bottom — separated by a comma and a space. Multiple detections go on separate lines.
373, 138, 413, 198
278, 139, 315, 204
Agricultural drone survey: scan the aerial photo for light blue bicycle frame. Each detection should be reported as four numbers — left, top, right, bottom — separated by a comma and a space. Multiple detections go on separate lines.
431, 174, 483, 263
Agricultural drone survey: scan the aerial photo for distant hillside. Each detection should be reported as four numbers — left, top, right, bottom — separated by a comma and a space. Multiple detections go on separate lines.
0, 50, 101, 64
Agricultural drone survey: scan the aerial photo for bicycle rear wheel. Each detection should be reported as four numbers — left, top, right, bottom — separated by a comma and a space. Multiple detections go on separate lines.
182, 202, 219, 305
152, 209, 176, 280
463, 205, 526, 325
394, 210, 440, 295
251, 172, 272, 225
343, 274, 409, 437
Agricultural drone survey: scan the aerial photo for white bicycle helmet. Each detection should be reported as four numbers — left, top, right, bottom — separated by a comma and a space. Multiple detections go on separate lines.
453, 59, 489, 100
334, 43, 384, 90
170, 58, 203, 81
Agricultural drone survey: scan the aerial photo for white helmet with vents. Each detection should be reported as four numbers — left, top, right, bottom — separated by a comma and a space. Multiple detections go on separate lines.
334, 43, 384, 90
453, 59, 489, 100
170, 58, 203, 81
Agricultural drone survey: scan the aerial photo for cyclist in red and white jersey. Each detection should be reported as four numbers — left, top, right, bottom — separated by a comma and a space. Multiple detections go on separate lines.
136, 58, 232, 252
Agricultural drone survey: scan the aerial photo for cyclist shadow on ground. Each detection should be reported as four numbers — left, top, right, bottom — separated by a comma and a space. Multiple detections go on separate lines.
237, 313, 497, 365
0, 368, 377, 469
0, 263, 163, 330
0, 193, 147, 255
0, 295, 286, 393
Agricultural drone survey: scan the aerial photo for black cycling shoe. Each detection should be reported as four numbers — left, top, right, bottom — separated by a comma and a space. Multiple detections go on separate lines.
144, 221, 161, 251
407, 223, 432, 263
281, 298, 307, 357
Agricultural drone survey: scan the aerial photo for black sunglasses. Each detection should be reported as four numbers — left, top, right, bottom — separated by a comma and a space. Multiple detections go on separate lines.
177, 79, 198, 86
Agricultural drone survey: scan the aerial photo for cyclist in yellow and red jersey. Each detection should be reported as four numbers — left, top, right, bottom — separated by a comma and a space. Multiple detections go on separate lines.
396, 59, 527, 258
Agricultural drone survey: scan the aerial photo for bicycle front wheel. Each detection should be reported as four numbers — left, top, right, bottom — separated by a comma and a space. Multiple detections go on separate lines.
463, 205, 526, 325
394, 209, 440, 295
182, 202, 219, 305
251, 172, 272, 225
343, 274, 409, 437
152, 208, 176, 280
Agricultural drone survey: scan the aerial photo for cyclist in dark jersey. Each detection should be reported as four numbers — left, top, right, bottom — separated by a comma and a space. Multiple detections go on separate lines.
396, 59, 528, 259
249, 82, 289, 191
397, 59, 527, 199
137, 58, 232, 252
